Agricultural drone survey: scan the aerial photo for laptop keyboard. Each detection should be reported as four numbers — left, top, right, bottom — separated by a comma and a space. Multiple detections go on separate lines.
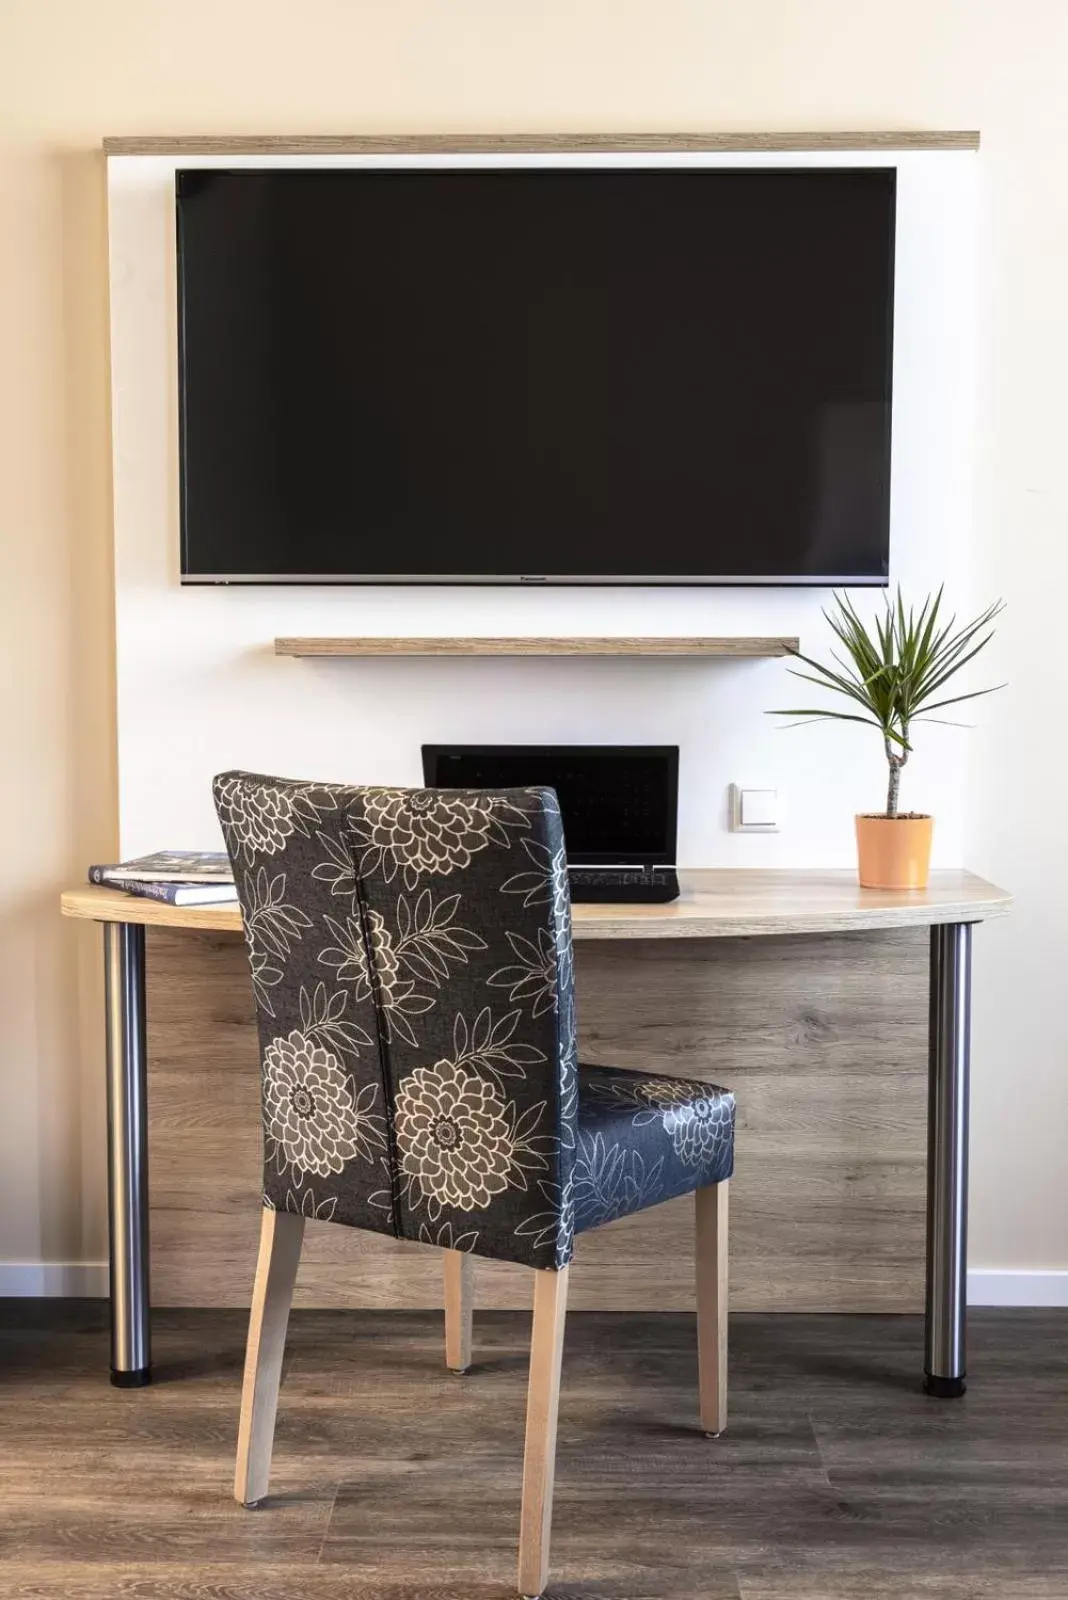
568, 866, 679, 903
569, 868, 664, 888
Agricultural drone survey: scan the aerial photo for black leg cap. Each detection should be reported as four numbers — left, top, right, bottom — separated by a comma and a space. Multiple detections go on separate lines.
924, 1372, 966, 1398
111, 1366, 151, 1389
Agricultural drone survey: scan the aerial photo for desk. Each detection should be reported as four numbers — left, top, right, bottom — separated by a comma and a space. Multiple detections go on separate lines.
62, 869, 1010, 1396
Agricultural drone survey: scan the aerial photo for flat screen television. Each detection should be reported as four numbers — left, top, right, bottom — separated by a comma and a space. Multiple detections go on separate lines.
176, 166, 895, 584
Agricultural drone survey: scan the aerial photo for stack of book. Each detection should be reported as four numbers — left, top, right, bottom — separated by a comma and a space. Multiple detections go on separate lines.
87, 851, 237, 907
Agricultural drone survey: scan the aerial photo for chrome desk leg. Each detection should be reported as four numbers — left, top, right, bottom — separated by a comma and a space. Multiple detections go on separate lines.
103, 922, 151, 1386
925, 922, 971, 1398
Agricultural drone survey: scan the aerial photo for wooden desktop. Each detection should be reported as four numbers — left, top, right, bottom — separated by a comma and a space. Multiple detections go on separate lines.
62, 868, 1009, 1396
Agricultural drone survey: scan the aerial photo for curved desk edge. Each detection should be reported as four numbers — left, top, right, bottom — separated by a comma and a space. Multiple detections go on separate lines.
62, 869, 1011, 941
62, 865, 1010, 1393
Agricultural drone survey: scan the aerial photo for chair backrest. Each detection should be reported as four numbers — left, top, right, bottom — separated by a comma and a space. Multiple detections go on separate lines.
214, 771, 577, 1269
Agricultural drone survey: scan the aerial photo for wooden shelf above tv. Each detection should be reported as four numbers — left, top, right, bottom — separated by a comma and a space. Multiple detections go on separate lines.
104, 132, 980, 155
274, 636, 798, 659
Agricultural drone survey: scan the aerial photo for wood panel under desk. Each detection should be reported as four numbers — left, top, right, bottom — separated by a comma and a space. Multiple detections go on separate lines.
145, 925, 927, 1314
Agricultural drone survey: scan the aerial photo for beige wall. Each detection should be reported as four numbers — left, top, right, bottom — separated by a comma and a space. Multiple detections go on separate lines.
1, 0, 1065, 1283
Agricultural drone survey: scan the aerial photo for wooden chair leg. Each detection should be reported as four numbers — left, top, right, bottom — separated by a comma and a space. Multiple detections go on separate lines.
695, 1179, 729, 1437
443, 1248, 474, 1373
234, 1206, 305, 1507
517, 1265, 569, 1599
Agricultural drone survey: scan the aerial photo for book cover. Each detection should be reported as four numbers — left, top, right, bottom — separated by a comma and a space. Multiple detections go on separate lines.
88, 850, 233, 885
102, 878, 239, 908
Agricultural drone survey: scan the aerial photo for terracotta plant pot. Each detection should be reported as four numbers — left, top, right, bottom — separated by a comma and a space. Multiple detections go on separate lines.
855, 814, 934, 890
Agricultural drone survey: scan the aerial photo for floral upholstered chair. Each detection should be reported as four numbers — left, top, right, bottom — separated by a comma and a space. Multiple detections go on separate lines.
214, 770, 735, 1599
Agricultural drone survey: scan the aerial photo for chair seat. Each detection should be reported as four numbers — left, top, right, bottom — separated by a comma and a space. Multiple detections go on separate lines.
573, 1064, 735, 1234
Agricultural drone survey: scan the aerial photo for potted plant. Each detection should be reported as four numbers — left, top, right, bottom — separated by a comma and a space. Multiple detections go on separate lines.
771, 589, 1004, 889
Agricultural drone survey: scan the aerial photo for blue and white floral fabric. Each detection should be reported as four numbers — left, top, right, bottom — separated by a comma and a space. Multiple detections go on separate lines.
574, 1065, 734, 1233
214, 770, 735, 1272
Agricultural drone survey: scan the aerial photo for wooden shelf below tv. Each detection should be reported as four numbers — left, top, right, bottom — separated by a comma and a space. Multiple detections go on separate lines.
274, 636, 798, 659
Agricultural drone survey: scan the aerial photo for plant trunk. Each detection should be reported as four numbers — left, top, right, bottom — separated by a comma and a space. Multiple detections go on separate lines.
885, 731, 909, 818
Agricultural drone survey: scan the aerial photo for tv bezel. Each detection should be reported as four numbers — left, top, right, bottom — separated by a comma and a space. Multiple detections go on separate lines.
176, 162, 896, 589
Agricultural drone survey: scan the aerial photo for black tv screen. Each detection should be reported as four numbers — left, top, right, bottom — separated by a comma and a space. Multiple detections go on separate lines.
176, 166, 895, 584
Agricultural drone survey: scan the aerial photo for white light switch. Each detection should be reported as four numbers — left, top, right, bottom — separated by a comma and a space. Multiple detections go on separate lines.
742, 789, 778, 828
729, 785, 780, 833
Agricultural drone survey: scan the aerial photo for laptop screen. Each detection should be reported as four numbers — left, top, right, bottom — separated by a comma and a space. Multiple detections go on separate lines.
421, 746, 678, 865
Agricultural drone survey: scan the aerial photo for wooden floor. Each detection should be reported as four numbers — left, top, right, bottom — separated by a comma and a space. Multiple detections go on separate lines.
1, 1304, 1066, 1599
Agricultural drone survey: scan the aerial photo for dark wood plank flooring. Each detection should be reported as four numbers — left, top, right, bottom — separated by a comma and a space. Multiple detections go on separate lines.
0, 1304, 1066, 1598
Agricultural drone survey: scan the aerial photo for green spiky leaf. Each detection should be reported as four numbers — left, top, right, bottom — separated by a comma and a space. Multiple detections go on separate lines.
767, 588, 1005, 816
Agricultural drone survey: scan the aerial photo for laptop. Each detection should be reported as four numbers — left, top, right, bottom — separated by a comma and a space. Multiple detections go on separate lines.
421, 745, 680, 904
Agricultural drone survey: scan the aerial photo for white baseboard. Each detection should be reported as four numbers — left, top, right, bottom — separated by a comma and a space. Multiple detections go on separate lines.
0, 1261, 109, 1297
2, 1261, 1066, 1307
967, 1269, 1068, 1307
